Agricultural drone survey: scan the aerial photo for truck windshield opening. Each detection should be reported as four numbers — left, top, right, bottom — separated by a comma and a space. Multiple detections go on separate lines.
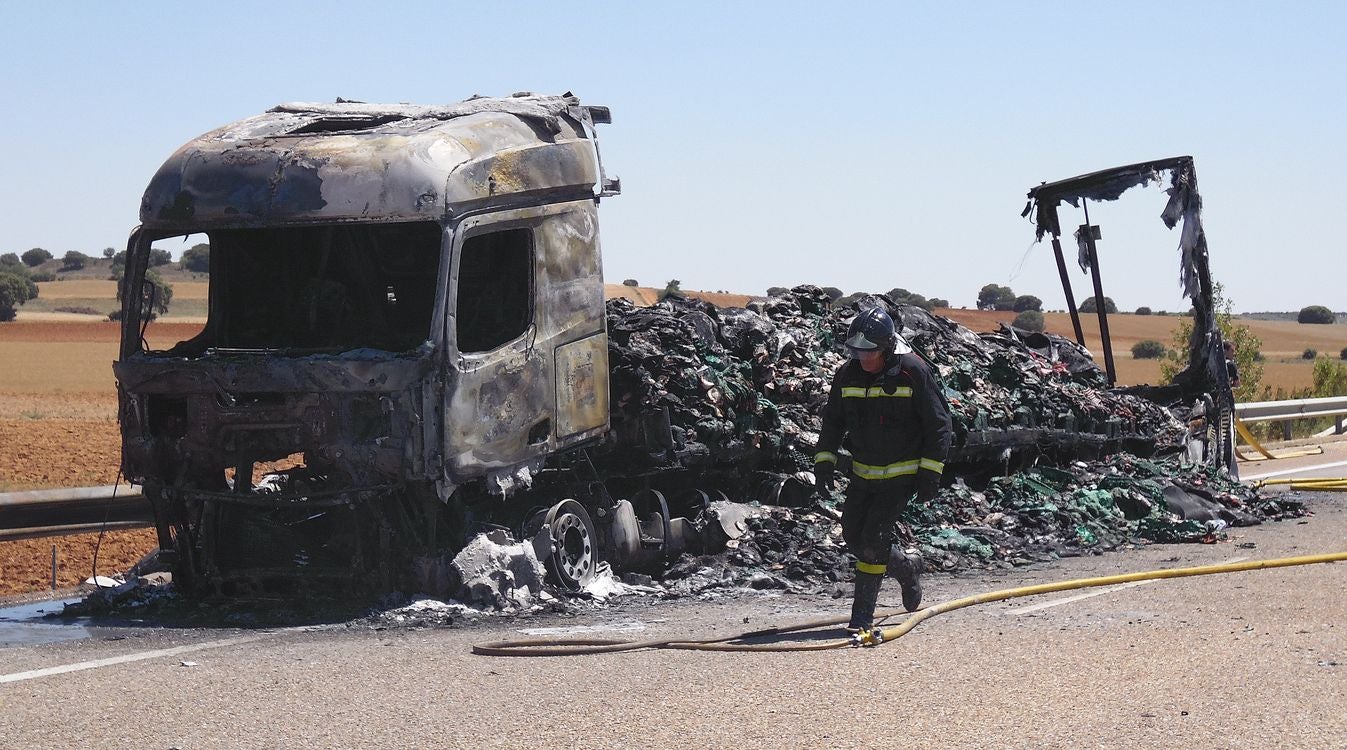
153, 221, 442, 356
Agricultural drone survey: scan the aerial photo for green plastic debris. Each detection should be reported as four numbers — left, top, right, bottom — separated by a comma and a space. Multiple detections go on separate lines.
921, 528, 996, 559
1075, 525, 1098, 546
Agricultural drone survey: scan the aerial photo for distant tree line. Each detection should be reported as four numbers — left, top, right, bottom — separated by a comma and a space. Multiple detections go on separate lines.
976, 283, 1044, 313
768, 285, 949, 311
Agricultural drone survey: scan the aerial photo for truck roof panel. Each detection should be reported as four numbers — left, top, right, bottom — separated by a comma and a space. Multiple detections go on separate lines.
140, 93, 608, 231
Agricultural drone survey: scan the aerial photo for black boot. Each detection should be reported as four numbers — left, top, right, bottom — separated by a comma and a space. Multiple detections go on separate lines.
847, 571, 883, 633
888, 545, 923, 612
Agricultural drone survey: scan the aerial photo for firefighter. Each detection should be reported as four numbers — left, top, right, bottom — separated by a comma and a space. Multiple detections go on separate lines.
814, 305, 953, 634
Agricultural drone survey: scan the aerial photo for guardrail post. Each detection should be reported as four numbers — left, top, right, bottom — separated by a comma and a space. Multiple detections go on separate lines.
1337, 416, 1344, 435
1283, 422, 1294, 441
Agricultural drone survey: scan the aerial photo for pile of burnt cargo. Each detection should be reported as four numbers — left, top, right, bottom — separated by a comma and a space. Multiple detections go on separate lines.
598, 286, 1300, 591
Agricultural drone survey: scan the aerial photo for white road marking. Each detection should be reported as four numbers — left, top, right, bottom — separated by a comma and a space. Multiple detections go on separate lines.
1010, 556, 1250, 616
1011, 580, 1156, 615
0, 632, 276, 685
519, 621, 647, 636
1243, 459, 1347, 481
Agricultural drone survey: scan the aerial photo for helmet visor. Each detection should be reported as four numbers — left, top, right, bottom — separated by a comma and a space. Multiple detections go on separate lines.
844, 330, 883, 351
845, 331, 913, 355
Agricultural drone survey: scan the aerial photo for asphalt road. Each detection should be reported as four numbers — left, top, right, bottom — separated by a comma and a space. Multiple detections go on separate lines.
1, 491, 1344, 750
1240, 435, 1347, 482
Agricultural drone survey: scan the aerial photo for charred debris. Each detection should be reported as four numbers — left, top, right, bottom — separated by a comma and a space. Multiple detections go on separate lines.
109, 94, 1288, 608
595, 287, 1297, 595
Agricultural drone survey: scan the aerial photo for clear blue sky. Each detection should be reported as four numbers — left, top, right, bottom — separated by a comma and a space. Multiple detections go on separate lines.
2, 2, 1342, 312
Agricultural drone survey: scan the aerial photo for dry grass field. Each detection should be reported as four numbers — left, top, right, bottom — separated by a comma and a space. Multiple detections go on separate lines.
23, 280, 210, 318
35, 279, 210, 300
1, 282, 1343, 596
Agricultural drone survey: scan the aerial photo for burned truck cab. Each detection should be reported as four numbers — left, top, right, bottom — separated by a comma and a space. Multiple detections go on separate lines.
114, 94, 619, 593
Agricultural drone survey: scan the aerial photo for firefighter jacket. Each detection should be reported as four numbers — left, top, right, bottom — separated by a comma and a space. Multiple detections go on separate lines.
814, 351, 953, 483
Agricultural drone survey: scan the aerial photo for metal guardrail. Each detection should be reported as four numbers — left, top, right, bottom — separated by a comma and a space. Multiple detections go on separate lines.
0, 485, 152, 542
1234, 395, 1347, 423
1234, 396, 1347, 440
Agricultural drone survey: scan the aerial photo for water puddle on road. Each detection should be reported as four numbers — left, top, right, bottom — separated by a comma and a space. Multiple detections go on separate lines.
0, 599, 88, 648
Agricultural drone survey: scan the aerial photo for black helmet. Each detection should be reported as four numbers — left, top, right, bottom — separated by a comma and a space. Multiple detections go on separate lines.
845, 306, 912, 355
846, 307, 895, 351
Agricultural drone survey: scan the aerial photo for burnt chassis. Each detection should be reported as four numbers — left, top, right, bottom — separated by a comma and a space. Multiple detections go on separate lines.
1023, 156, 1237, 477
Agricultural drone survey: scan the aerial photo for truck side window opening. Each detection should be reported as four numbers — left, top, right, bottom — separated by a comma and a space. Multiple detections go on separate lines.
455, 228, 533, 353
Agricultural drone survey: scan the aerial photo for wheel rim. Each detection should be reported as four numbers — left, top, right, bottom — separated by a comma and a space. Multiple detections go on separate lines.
547, 500, 596, 590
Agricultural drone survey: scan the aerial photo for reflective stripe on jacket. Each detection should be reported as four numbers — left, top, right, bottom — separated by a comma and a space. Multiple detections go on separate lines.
813, 351, 952, 481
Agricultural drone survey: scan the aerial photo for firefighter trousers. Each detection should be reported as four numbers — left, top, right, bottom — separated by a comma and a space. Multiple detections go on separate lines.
840, 475, 916, 568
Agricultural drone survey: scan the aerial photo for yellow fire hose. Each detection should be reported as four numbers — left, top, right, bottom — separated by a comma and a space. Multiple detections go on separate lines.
471, 551, 1347, 656
1254, 477, 1347, 491
1234, 418, 1324, 462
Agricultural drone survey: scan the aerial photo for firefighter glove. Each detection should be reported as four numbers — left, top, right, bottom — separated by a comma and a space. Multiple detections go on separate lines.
814, 461, 835, 494
916, 469, 940, 503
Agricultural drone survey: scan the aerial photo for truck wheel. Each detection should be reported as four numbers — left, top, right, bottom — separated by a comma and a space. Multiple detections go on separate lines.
543, 499, 597, 590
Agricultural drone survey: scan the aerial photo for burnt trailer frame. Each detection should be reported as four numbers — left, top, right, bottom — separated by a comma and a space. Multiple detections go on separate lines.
114, 94, 627, 595
1023, 156, 1237, 476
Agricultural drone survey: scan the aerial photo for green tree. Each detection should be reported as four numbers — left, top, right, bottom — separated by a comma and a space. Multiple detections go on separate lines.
821, 286, 844, 302
1312, 358, 1347, 396
977, 283, 1016, 311
886, 287, 936, 311
1131, 340, 1166, 359
0, 252, 20, 267
108, 249, 127, 280
1011, 310, 1044, 331
1303, 348, 1318, 360
1012, 295, 1042, 312
21, 248, 52, 267
102, 247, 117, 259
660, 278, 683, 300
834, 292, 866, 307
1078, 296, 1117, 314
149, 248, 173, 267
1135, 306, 1153, 316
1161, 282, 1262, 402
180, 243, 210, 273
0, 270, 39, 321
766, 286, 788, 296
1297, 305, 1336, 324
116, 268, 174, 318
929, 298, 950, 308
62, 250, 88, 270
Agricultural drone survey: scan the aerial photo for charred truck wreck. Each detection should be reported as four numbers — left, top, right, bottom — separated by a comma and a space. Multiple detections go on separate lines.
116, 94, 631, 595
1023, 156, 1237, 477
116, 95, 1254, 599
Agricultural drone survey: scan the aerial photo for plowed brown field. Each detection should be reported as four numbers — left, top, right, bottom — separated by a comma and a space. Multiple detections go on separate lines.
0, 406, 154, 595
0, 320, 167, 595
